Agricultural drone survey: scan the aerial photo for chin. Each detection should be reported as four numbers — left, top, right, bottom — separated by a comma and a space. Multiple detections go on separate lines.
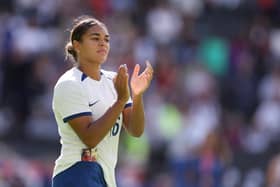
99, 56, 108, 63
96, 58, 105, 65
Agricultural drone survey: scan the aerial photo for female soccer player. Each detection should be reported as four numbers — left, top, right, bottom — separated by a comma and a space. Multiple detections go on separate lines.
52, 15, 153, 187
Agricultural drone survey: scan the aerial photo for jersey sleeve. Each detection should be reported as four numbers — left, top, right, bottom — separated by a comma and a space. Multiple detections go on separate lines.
53, 80, 92, 123
125, 97, 132, 109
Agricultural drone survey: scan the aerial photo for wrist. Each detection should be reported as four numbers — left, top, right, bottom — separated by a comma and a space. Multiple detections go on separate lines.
116, 99, 127, 107
132, 93, 143, 101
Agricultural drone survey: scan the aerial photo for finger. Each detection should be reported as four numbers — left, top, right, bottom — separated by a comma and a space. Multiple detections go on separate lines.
143, 60, 152, 74
123, 64, 129, 79
118, 64, 123, 73
145, 68, 153, 79
116, 66, 122, 82
145, 60, 150, 67
124, 64, 128, 73
146, 60, 153, 73
120, 64, 129, 76
132, 64, 140, 78
148, 73, 153, 81
119, 67, 128, 85
145, 60, 152, 68
116, 65, 125, 84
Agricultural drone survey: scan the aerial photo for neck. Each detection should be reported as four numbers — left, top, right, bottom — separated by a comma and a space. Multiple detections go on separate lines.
78, 60, 101, 81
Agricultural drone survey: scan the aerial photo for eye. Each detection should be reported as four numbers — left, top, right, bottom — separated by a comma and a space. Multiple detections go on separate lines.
91, 37, 99, 41
105, 38, 110, 42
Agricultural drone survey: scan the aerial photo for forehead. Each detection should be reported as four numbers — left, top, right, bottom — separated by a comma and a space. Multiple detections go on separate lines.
85, 24, 109, 36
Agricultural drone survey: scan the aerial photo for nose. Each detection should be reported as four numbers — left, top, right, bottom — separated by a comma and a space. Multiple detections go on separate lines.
99, 39, 107, 46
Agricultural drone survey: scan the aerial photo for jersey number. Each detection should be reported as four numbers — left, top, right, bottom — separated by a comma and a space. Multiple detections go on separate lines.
111, 122, 120, 136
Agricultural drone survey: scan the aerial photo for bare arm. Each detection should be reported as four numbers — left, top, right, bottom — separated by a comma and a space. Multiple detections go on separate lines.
123, 61, 153, 137
69, 65, 130, 148
123, 94, 145, 137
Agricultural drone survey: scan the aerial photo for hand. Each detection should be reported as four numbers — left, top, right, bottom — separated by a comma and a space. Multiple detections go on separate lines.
130, 60, 153, 97
114, 64, 130, 104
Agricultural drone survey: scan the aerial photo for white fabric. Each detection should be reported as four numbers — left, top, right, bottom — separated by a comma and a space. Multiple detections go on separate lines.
52, 67, 132, 187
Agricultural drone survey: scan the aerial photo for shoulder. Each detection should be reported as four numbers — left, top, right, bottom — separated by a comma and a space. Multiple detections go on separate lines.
54, 67, 83, 94
101, 69, 117, 80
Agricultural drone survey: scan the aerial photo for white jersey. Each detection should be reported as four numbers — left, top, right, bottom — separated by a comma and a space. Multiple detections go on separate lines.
52, 67, 132, 187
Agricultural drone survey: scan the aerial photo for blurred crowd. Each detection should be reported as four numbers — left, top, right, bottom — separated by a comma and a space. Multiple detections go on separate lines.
1, 0, 280, 186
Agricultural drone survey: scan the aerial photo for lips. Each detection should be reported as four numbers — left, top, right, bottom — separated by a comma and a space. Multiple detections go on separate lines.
97, 49, 107, 55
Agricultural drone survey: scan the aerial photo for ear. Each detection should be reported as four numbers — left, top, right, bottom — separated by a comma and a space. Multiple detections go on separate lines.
73, 40, 81, 53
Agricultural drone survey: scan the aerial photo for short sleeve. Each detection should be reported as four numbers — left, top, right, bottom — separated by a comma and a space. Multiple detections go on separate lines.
53, 81, 92, 123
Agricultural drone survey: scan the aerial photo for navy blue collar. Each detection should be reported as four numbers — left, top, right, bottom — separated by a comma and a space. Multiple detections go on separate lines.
81, 71, 103, 82
81, 73, 87, 81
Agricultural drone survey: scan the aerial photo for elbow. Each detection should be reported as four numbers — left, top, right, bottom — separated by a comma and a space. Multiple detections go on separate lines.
131, 129, 144, 137
84, 142, 97, 148
133, 133, 142, 138
83, 141, 97, 148
82, 137, 98, 148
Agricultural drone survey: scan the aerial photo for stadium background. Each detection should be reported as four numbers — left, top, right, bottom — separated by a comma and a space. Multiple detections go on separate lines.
0, 0, 280, 186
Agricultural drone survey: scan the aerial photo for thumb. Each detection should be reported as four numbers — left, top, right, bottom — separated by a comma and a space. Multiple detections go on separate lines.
132, 64, 140, 78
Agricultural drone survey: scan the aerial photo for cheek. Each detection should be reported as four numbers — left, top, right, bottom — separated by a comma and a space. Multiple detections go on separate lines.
86, 44, 98, 53
81, 42, 94, 50
107, 44, 110, 53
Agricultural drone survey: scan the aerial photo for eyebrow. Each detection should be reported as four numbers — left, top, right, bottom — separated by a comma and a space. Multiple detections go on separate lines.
89, 33, 110, 38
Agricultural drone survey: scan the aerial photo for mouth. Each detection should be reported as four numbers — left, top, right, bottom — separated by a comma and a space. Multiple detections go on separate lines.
97, 49, 107, 55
